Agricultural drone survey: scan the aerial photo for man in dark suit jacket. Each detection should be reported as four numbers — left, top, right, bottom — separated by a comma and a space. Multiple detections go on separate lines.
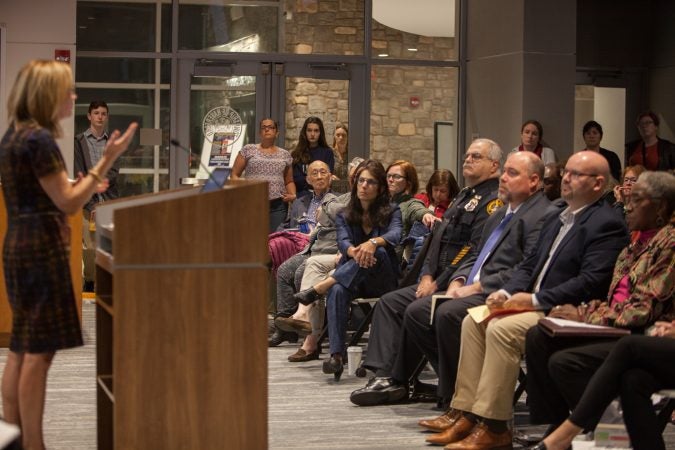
398, 152, 559, 417
349, 138, 503, 405
423, 151, 629, 450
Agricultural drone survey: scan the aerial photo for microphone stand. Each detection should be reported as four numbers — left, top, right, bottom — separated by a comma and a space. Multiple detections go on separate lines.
170, 138, 225, 190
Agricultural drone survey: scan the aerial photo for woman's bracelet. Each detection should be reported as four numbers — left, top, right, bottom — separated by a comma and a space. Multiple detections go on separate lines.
89, 169, 104, 183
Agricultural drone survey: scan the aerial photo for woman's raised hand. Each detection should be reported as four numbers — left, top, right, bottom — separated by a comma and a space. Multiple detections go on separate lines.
103, 122, 138, 161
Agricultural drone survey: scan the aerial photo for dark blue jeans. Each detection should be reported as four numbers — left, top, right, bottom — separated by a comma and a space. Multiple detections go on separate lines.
325, 247, 397, 355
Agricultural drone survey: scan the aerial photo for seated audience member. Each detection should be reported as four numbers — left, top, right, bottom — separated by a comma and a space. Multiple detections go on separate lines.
384, 160, 438, 267
406, 169, 462, 267
420, 151, 628, 449
273, 158, 363, 356
348, 139, 502, 403
350, 152, 558, 408
613, 164, 646, 211
524, 171, 675, 443
280, 159, 434, 348
625, 110, 675, 171
511, 120, 557, 165
293, 160, 402, 381
415, 169, 461, 219
527, 327, 675, 450
267, 191, 341, 347
542, 162, 565, 205
267, 161, 334, 278
277, 160, 333, 231
580, 120, 622, 182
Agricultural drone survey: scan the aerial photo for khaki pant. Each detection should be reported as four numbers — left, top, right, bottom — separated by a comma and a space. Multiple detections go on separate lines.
300, 253, 338, 336
451, 311, 545, 421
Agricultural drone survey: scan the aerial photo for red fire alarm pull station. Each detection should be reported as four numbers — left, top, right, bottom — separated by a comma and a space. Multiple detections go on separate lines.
409, 96, 420, 108
55, 50, 71, 63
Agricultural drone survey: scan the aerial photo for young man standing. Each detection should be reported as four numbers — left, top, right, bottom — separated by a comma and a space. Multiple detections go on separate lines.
74, 100, 120, 291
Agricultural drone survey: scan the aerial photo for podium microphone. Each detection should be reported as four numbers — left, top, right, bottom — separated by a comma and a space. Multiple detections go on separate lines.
170, 138, 226, 190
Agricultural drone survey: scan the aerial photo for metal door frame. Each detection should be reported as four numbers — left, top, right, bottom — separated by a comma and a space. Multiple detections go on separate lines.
171, 58, 367, 188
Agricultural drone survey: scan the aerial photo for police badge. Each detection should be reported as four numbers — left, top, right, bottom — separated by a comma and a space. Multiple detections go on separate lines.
464, 194, 481, 211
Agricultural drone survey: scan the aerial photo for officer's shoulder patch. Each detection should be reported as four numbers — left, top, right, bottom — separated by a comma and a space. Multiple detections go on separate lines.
486, 199, 504, 215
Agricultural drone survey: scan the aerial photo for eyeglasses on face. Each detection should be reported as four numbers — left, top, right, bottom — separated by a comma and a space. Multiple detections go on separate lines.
464, 152, 485, 161
623, 177, 638, 184
562, 168, 598, 180
357, 177, 378, 187
638, 120, 655, 127
309, 169, 329, 177
260, 124, 277, 131
386, 173, 407, 181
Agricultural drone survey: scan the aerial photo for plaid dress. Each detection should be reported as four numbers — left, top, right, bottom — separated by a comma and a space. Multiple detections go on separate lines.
0, 125, 83, 352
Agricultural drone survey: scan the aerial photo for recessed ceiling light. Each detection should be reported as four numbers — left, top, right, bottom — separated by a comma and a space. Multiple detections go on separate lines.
407, 48, 418, 52
378, 53, 389, 57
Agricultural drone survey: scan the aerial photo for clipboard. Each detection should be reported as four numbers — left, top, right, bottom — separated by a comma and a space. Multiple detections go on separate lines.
538, 317, 630, 338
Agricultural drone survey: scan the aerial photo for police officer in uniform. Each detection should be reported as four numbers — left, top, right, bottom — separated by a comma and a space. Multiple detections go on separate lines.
350, 138, 503, 406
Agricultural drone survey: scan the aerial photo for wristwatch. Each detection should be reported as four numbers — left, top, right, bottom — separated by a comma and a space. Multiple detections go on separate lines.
369, 238, 378, 247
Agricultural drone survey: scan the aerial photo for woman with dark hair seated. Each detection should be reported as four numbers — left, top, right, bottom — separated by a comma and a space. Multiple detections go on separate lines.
415, 168, 460, 219
293, 160, 402, 380
527, 326, 675, 450
525, 171, 675, 449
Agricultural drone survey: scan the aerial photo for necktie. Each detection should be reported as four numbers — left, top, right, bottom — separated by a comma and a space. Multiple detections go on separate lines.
466, 212, 514, 283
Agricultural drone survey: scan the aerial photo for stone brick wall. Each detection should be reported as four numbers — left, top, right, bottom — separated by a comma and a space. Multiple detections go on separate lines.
370, 66, 457, 186
282, 0, 458, 187
284, 0, 364, 55
284, 77, 349, 151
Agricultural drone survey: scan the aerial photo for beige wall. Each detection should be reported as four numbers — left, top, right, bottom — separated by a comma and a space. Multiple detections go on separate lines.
0, 0, 76, 175
465, 0, 576, 163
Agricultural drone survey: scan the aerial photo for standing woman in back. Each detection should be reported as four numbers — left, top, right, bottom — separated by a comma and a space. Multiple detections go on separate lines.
0, 60, 137, 450
512, 120, 557, 165
330, 123, 350, 193
291, 116, 335, 196
231, 118, 296, 232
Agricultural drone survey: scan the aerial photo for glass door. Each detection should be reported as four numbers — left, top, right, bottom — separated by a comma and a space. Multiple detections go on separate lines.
171, 59, 367, 187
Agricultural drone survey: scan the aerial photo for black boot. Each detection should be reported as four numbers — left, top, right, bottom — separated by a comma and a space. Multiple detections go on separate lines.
268, 327, 298, 347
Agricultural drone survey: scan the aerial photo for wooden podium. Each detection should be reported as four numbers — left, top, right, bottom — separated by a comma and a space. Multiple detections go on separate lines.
0, 194, 82, 347
95, 180, 269, 450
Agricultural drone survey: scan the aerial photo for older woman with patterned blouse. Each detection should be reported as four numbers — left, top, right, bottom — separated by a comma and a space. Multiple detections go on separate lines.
524, 170, 675, 441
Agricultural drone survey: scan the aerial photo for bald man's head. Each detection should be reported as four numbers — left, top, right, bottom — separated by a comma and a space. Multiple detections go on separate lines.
561, 151, 609, 209
307, 160, 331, 193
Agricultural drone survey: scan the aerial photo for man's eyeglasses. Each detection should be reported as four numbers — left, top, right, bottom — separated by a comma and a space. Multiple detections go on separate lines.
386, 174, 407, 181
562, 169, 598, 180
310, 169, 329, 177
464, 152, 485, 161
357, 177, 378, 187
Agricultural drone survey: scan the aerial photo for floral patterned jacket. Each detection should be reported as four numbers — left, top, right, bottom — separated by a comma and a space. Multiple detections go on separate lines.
582, 223, 674, 329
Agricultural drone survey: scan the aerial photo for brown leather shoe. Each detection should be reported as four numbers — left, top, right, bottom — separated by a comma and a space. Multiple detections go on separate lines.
275, 316, 312, 334
444, 422, 513, 450
419, 408, 462, 432
425, 416, 475, 446
287, 348, 320, 362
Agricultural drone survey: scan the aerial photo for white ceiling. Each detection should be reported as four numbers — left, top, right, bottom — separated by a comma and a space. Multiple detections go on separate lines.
373, 0, 455, 38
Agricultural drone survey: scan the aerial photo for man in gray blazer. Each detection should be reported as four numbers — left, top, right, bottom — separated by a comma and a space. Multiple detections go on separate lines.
351, 151, 558, 407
